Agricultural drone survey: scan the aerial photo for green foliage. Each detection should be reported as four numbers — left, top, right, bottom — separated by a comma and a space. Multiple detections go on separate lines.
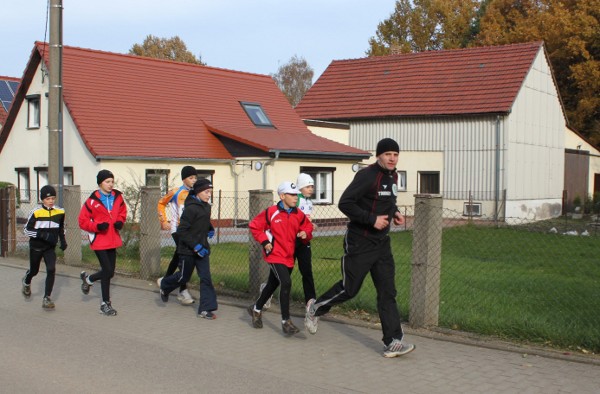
367, 0, 480, 56
129, 35, 205, 65
271, 55, 314, 107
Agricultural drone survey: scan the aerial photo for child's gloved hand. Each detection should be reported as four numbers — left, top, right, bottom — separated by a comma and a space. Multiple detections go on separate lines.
97, 222, 109, 231
194, 244, 210, 258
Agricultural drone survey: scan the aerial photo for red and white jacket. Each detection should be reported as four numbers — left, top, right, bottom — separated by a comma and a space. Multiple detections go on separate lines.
78, 189, 127, 251
249, 203, 313, 268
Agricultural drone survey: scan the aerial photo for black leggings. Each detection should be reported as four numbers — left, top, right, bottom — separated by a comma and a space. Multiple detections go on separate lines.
255, 263, 293, 320
165, 233, 186, 291
25, 245, 56, 297
89, 249, 116, 303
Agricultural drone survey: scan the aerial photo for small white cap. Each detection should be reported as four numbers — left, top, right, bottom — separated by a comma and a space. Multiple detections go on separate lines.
296, 173, 314, 190
277, 181, 300, 195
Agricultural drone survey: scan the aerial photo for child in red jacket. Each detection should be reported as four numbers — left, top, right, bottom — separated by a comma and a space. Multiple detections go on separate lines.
248, 181, 313, 335
78, 170, 127, 316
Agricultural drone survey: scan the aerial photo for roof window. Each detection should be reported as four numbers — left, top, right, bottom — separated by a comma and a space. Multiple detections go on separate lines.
240, 102, 274, 127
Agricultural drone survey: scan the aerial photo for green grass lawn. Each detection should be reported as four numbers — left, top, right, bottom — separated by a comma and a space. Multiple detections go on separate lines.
71, 223, 600, 353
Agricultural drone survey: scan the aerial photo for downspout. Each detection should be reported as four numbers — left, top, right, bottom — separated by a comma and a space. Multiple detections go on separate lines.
494, 116, 501, 223
262, 151, 280, 190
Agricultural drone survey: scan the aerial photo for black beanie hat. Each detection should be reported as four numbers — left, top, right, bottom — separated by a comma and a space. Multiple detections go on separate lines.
192, 178, 213, 194
181, 165, 197, 180
376, 138, 400, 156
96, 169, 114, 185
40, 185, 56, 200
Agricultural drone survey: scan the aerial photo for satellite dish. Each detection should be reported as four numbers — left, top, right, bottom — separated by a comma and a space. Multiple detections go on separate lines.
254, 161, 263, 171
352, 163, 360, 172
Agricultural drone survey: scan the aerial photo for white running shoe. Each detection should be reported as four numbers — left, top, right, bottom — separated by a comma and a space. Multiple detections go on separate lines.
304, 298, 319, 334
259, 282, 273, 309
177, 289, 194, 305
383, 339, 415, 358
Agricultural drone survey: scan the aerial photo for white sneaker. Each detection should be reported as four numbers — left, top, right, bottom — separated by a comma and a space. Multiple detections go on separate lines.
259, 282, 273, 310
383, 339, 415, 358
177, 289, 194, 305
304, 298, 319, 334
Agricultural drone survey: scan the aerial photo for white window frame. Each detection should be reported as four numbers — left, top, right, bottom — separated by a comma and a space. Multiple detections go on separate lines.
397, 170, 407, 192
463, 202, 482, 217
146, 169, 170, 195
26, 95, 40, 129
63, 167, 74, 186
300, 167, 335, 204
34, 167, 48, 201
15, 167, 30, 203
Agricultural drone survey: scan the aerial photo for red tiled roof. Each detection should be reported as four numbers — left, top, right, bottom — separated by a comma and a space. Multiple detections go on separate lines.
296, 42, 543, 120
22, 43, 365, 160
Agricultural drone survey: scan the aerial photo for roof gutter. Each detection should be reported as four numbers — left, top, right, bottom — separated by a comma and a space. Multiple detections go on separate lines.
95, 156, 234, 163
268, 149, 370, 160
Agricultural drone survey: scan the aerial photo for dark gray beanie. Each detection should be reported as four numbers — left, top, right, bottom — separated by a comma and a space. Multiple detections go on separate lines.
96, 169, 114, 185
40, 185, 56, 200
181, 166, 197, 180
376, 138, 400, 156
192, 178, 213, 194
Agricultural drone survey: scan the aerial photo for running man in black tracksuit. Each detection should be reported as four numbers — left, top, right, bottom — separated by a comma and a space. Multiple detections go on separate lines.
304, 138, 415, 358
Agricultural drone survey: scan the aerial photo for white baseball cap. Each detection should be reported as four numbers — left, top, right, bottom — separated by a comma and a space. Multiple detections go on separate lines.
277, 181, 300, 195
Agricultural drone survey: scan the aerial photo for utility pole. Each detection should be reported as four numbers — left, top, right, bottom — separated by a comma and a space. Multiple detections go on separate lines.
48, 0, 64, 205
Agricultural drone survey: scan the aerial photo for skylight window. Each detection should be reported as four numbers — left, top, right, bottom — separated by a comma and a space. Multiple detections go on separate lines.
240, 102, 274, 127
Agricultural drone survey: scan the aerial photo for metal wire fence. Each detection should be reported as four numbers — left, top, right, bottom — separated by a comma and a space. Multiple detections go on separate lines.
4, 187, 600, 354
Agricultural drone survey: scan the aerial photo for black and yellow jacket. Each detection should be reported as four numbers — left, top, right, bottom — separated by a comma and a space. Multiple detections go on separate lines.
24, 204, 66, 249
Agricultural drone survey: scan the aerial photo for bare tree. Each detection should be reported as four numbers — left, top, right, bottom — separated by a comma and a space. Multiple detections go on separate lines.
271, 55, 314, 107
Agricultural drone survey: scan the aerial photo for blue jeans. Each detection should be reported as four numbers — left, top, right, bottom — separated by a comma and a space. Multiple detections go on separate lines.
161, 254, 217, 313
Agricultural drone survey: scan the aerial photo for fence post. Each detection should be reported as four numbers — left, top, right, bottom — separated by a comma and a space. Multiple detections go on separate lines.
139, 186, 161, 280
0, 187, 7, 257
248, 189, 273, 296
62, 185, 82, 265
410, 194, 443, 328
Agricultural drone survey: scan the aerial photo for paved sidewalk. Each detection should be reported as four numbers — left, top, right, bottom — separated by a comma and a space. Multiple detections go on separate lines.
2, 257, 599, 393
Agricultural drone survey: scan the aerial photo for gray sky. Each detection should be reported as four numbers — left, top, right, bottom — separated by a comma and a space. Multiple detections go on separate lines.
1, 0, 397, 82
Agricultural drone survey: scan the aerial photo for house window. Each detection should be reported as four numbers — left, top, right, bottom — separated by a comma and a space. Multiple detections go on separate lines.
63, 167, 74, 186
418, 171, 440, 194
196, 171, 214, 183
34, 167, 48, 200
300, 166, 335, 204
15, 167, 30, 203
240, 102, 274, 127
146, 169, 170, 194
26, 95, 40, 129
397, 171, 407, 192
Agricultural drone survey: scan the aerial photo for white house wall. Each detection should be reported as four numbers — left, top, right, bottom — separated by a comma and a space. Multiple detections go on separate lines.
350, 116, 504, 204
306, 125, 350, 145
504, 49, 565, 218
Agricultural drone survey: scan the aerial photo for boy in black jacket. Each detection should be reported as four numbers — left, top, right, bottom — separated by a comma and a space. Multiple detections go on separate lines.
22, 185, 67, 309
157, 178, 218, 319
